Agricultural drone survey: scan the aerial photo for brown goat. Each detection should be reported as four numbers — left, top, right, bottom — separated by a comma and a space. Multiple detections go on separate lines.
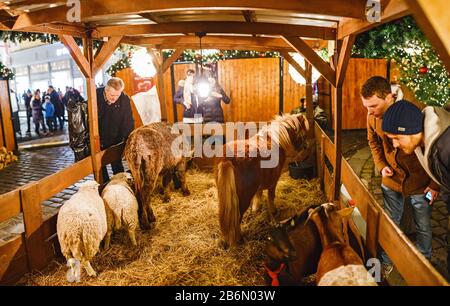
265, 205, 322, 285
124, 122, 190, 230
307, 203, 377, 286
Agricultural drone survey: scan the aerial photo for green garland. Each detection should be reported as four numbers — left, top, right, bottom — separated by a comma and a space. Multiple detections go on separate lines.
0, 31, 102, 49
106, 53, 131, 76
353, 16, 449, 106
0, 61, 14, 80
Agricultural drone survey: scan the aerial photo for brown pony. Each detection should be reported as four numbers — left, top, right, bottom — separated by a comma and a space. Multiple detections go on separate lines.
124, 122, 190, 230
215, 114, 311, 248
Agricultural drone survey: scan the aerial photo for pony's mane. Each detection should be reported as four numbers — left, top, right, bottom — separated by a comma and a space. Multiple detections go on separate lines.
258, 114, 305, 151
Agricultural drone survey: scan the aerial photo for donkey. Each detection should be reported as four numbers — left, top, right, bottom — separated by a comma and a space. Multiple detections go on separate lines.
215, 114, 312, 248
124, 122, 190, 230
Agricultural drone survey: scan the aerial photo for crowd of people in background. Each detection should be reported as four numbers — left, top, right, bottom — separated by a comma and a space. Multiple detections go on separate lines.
22, 86, 83, 137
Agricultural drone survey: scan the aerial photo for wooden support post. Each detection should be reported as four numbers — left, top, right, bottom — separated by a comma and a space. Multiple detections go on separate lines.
21, 184, 47, 271
332, 86, 343, 201
305, 62, 314, 139
0, 80, 17, 152
84, 34, 102, 183
148, 48, 168, 121
366, 200, 381, 258
332, 34, 355, 200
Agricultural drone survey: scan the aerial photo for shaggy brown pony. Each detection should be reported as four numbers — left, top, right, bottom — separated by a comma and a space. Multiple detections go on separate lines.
215, 114, 311, 248
124, 122, 190, 230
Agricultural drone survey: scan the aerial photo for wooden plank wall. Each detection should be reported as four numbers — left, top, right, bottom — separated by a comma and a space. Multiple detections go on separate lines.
283, 59, 307, 114
331, 58, 388, 130
117, 59, 307, 124
218, 58, 279, 122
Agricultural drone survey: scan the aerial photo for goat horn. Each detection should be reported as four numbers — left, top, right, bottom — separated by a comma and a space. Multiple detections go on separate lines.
304, 205, 322, 226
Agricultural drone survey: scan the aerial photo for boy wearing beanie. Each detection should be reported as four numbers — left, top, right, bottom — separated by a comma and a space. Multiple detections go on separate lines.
382, 100, 450, 276
361, 76, 440, 279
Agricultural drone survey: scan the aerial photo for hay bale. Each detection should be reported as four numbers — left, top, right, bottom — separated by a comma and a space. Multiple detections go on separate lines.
20, 170, 326, 286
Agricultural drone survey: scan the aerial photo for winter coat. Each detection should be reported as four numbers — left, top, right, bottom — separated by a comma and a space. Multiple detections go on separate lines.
174, 80, 203, 123
50, 90, 64, 117
31, 98, 44, 123
414, 106, 450, 191
43, 101, 55, 119
201, 86, 230, 123
97, 87, 135, 149
367, 114, 439, 196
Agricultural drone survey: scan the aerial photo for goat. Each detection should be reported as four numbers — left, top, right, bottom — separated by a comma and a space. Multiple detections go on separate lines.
265, 205, 322, 285
306, 203, 377, 286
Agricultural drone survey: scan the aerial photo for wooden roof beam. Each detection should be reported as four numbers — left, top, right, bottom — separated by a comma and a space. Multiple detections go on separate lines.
0, 9, 18, 29
139, 13, 165, 24
59, 34, 91, 78
280, 51, 307, 78
404, 0, 450, 72
338, 0, 409, 39
12, 0, 367, 29
93, 36, 123, 76
94, 21, 336, 40
15, 23, 87, 38
242, 10, 257, 23
162, 48, 185, 73
283, 35, 336, 87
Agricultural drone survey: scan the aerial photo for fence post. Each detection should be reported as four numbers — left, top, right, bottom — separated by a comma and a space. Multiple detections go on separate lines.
21, 183, 47, 271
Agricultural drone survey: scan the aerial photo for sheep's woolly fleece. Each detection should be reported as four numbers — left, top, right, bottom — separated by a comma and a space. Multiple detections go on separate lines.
20, 169, 326, 286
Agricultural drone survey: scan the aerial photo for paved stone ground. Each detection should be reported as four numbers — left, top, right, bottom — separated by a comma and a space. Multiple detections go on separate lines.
0, 145, 122, 246
344, 133, 449, 284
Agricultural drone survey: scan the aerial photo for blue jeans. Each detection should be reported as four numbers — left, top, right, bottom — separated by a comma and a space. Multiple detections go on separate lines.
380, 184, 432, 264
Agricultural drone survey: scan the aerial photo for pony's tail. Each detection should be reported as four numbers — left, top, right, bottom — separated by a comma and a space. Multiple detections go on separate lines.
216, 161, 241, 247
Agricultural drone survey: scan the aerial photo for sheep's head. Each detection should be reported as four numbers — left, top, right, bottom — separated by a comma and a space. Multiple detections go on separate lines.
266, 219, 297, 263
77, 181, 100, 192
111, 172, 135, 190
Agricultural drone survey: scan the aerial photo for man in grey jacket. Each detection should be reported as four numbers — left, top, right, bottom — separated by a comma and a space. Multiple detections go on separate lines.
382, 100, 450, 275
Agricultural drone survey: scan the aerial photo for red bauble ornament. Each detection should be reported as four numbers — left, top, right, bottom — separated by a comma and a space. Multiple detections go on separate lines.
419, 66, 428, 74
218, 52, 224, 57
259, 52, 266, 57
195, 54, 202, 59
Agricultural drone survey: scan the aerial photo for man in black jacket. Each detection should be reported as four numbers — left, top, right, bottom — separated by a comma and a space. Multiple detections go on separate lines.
97, 77, 134, 182
48, 85, 64, 130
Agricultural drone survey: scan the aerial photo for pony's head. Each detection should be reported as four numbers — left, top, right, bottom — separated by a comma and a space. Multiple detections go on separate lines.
268, 114, 311, 161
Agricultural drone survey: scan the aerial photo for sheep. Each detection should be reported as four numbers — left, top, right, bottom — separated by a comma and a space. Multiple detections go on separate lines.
57, 181, 107, 278
265, 205, 322, 285
101, 172, 139, 249
306, 203, 377, 286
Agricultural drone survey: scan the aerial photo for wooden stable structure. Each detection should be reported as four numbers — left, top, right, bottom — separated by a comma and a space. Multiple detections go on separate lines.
0, 0, 449, 285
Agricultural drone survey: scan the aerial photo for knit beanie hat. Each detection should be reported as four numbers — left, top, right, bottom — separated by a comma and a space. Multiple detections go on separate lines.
382, 100, 424, 135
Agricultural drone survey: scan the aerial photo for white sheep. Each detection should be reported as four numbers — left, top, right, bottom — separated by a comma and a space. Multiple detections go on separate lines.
101, 172, 139, 249
57, 181, 107, 277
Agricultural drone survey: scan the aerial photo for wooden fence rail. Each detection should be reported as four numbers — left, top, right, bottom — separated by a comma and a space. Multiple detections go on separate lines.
315, 122, 448, 286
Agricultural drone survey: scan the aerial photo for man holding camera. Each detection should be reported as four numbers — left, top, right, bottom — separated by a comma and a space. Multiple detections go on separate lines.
361, 76, 439, 279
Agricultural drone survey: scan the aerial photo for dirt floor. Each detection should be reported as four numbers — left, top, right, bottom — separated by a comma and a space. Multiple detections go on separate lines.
19, 169, 326, 286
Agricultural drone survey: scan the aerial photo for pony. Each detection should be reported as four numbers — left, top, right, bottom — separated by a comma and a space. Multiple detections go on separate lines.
215, 114, 312, 248
124, 122, 190, 230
